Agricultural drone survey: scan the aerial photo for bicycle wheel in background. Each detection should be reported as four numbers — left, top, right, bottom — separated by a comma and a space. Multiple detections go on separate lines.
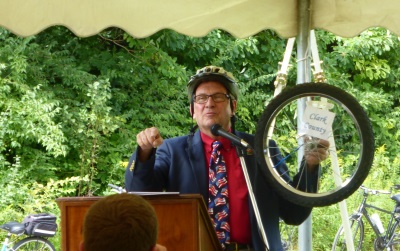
387, 220, 400, 250
332, 218, 364, 251
279, 219, 297, 251
255, 83, 374, 207
12, 236, 56, 251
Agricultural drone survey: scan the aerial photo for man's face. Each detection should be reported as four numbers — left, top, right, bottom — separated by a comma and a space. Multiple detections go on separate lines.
191, 81, 237, 135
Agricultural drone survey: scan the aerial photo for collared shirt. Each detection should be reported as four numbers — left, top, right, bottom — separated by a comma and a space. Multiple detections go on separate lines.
201, 131, 251, 244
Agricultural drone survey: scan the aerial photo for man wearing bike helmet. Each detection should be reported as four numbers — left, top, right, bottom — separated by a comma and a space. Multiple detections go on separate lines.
125, 66, 328, 251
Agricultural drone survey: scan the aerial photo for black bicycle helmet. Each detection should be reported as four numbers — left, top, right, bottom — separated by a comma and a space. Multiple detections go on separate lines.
187, 66, 239, 101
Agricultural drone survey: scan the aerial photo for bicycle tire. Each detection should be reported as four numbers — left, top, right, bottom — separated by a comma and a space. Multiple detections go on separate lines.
255, 83, 374, 207
332, 218, 364, 251
387, 220, 400, 250
12, 236, 56, 251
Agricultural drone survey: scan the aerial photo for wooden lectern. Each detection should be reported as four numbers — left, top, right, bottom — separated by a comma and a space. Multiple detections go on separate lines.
56, 194, 222, 251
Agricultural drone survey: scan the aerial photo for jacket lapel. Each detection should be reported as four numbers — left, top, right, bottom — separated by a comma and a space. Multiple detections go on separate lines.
186, 131, 208, 199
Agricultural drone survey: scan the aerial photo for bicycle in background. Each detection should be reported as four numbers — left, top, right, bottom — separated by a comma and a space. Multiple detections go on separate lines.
279, 218, 297, 251
0, 213, 57, 251
108, 183, 126, 193
332, 185, 400, 251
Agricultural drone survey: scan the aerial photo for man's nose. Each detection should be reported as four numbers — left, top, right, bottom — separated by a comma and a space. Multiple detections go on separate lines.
205, 96, 216, 106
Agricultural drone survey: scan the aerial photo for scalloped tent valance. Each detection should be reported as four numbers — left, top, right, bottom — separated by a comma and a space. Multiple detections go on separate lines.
1, 0, 400, 39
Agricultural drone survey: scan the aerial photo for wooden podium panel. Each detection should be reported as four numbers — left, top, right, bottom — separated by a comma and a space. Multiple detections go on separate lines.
56, 194, 222, 251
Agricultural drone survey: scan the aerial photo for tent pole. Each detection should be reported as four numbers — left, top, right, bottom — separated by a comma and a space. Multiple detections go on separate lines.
297, 0, 312, 250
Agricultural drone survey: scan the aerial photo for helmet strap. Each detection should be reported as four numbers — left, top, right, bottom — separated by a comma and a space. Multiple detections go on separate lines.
231, 115, 236, 135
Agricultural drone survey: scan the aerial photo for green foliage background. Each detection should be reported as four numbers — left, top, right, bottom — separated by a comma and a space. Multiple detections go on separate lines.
1, 26, 400, 250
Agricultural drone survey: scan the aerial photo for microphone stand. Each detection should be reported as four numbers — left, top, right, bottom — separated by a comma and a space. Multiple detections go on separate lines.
234, 143, 270, 250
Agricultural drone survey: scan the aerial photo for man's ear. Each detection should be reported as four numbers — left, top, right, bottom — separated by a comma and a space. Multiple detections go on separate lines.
231, 99, 237, 116
79, 241, 85, 251
189, 103, 195, 119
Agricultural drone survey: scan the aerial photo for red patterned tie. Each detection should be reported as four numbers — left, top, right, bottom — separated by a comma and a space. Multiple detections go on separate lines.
208, 141, 230, 249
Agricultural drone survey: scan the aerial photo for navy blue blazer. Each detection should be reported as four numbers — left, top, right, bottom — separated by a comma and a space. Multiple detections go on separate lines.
125, 130, 314, 251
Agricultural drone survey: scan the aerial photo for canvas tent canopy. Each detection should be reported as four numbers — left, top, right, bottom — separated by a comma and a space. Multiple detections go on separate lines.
1, 0, 400, 39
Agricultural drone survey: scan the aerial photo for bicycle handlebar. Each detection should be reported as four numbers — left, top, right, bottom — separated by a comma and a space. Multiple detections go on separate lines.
108, 184, 126, 193
392, 184, 400, 190
359, 185, 391, 195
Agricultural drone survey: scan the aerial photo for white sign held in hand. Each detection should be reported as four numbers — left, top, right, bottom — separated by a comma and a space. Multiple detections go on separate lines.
300, 105, 335, 140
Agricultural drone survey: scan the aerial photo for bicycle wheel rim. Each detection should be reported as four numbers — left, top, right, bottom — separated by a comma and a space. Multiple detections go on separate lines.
255, 83, 374, 207
388, 220, 400, 250
332, 219, 364, 251
13, 236, 56, 251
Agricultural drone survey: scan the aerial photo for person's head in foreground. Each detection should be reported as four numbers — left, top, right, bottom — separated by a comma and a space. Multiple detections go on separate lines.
80, 193, 159, 251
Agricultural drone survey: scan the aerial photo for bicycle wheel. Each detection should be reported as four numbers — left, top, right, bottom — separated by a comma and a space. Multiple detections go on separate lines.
332, 218, 364, 251
12, 236, 56, 251
387, 220, 400, 251
255, 83, 374, 207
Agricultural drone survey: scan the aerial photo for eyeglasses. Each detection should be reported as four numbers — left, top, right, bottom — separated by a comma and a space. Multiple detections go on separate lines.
193, 93, 230, 104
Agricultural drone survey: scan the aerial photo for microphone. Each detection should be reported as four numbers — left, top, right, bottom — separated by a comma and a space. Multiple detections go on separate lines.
211, 124, 250, 149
